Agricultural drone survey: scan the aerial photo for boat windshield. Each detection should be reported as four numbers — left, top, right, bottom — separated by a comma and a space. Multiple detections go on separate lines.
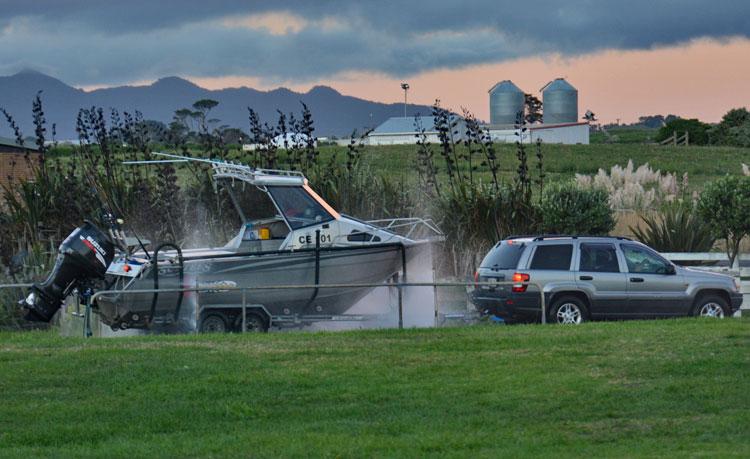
267, 186, 334, 229
220, 180, 279, 222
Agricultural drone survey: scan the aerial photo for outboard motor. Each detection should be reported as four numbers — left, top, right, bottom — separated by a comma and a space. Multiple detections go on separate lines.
23, 221, 115, 322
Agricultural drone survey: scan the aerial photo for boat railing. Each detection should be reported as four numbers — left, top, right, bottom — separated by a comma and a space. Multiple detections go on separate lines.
131, 153, 306, 184
365, 217, 444, 240
212, 162, 306, 185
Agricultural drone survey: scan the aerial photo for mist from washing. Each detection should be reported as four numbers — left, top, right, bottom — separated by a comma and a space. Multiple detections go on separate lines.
308, 244, 438, 331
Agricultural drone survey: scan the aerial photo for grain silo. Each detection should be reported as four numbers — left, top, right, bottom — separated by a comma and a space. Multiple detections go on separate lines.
489, 80, 525, 125
542, 78, 578, 124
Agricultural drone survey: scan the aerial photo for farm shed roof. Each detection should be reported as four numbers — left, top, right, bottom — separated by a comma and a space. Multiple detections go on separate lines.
0, 137, 39, 152
371, 116, 438, 135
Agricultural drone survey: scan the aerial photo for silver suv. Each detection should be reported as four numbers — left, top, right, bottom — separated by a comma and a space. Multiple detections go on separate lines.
471, 236, 743, 324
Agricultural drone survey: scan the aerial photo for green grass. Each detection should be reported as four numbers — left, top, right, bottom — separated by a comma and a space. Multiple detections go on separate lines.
1, 319, 748, 457
343, 143, 750, 190
45, 141, 749, 192
590, 127, 659, 144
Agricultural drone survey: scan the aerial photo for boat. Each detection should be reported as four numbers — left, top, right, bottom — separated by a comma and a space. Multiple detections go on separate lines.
22, 153, 442, 332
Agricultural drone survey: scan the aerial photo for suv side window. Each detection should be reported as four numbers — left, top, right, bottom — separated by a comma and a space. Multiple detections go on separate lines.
621, 244, 669, 274
529, 244, 573, 270
579, 243, 620, 273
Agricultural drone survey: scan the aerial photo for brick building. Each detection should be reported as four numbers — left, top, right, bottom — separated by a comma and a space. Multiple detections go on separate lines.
0, 137, 40, 192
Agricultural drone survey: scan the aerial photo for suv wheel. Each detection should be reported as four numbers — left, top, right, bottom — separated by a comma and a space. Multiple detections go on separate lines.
550, 296, 589, 324
692, 295, 729, 319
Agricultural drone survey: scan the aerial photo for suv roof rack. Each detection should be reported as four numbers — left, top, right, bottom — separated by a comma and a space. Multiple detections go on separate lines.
531, 234, 577, 241
503, 235, 633, 243
525, 235, 632, 242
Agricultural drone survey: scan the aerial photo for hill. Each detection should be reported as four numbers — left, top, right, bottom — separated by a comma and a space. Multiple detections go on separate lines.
0, 70, 433, 139
0, 319, 747, 457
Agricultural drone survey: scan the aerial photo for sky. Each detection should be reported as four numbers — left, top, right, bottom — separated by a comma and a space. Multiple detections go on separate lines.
0, 1, 748, 123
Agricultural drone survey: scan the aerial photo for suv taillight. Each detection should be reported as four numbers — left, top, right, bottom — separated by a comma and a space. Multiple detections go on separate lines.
473, 270, 479, 288
512, 272, 530, 292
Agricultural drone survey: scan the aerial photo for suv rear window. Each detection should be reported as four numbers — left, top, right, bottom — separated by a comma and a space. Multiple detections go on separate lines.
529, 244, 573, 270
480, 241, 525, 269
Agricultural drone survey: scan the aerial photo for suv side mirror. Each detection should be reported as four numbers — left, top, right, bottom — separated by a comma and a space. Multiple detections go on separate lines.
665, 264, 676, 275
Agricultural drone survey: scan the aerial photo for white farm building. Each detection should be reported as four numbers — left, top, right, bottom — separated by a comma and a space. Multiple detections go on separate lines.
487, 121, 590, 145
367, 116, 466, 146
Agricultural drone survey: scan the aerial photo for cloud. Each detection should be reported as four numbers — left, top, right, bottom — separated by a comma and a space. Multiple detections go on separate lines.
0, 1, 748, 85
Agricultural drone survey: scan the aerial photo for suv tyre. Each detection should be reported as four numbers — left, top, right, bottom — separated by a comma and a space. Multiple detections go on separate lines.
692, 294, 729, 319
550, 296, 589, 324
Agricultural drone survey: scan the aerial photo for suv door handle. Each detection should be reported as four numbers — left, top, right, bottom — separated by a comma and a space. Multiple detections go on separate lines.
579, 275, 593, 281
630, 277, 644, 283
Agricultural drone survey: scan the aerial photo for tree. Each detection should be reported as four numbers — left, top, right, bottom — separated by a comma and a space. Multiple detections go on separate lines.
141, 119, 167, 143
219, 127, 247, 145
698, 175, 750, 267
655, 118, 710, 145
636, 114, 678, 129
709, 107, 750, 147
638, 115, 666, 128
173, 108, 194, 131
524, 94, 542, 124
192, 99, 219, 133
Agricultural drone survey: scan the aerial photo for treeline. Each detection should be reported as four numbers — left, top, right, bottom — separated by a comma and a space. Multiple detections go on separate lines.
655, 107, 750, 146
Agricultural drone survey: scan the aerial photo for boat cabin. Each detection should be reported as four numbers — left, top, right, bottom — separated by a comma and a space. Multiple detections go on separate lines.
217, 169, 341, 252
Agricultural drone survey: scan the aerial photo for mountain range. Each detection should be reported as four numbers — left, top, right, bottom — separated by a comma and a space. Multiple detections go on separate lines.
0, 70, 433, 140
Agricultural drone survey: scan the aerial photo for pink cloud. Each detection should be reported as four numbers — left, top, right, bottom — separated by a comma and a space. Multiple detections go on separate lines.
192, 37, 750, 124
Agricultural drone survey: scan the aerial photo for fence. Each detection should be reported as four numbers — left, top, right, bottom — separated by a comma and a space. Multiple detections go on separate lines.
0, 281, 545, 337
5, 251, 747, 337
659, 130, 689, 146
662, 252, 750, 313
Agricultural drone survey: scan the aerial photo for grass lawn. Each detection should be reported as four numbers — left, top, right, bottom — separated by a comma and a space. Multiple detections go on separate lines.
1, 319, 748, 457
342, 143, 750, 190
48, 141, 750, 192
590, 127, 659, 144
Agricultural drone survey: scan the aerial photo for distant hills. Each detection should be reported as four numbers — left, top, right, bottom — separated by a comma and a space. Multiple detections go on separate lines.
0, 70, 433, 139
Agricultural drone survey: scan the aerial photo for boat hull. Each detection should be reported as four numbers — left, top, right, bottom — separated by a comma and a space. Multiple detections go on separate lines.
94, 244, 417, 329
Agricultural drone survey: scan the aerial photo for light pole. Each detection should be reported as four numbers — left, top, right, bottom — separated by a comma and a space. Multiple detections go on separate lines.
401, 83, 410, 117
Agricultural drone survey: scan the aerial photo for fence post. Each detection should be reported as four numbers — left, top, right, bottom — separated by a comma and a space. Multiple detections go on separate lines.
398, 284, 404, 330
84, 303, 92, 338
241, 289, 247, 332
685, 130, 689, 146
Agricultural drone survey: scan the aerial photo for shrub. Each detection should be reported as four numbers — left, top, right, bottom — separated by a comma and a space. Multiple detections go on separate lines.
655, 118, 710, 145
539, 182, 615, 235
432, 181, 538, 276
630, 201, 715, 253
697, 175, 750, 267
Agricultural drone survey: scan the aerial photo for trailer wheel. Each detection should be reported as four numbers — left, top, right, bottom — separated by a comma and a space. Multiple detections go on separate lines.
199, 313, 228, 333
234, 312, 269, 333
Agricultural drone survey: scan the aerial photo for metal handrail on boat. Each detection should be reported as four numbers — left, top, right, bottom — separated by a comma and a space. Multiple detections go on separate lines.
366, 217, 444, 240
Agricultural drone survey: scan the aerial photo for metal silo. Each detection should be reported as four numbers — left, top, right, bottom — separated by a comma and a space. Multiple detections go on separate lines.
489, 80, 525, 125
542, 78, 578, 124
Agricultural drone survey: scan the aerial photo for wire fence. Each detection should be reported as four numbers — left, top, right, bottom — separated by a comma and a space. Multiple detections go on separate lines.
1, 281, 546, 337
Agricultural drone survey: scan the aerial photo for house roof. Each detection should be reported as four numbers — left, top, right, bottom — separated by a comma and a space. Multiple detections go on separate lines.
370, 116, 438, 135
0, 136, 39, 152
